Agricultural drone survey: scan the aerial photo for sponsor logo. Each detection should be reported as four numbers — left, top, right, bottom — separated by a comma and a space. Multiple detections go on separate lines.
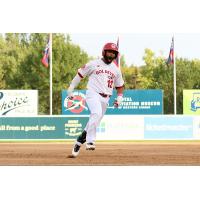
64, 120, 83, 136
191, 92, 200, 112
145, 124, 191, 131
144, 117, 193, 139
64, 91, 88, 114
108, 96, 160, 110
0, 91, 29, 115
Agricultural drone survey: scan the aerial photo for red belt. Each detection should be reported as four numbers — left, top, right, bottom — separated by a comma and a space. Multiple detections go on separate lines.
99, 93, 111, 98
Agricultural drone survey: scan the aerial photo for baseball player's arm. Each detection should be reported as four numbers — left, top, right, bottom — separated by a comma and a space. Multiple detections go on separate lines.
113, 69, 125, 107
67, 62, 94, 98
116, 85, 124, 95
114, 85, 124, 107
67, 73, 83, 98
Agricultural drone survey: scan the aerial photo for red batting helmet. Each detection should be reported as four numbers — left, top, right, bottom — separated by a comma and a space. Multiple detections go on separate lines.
102, 43, 119, 57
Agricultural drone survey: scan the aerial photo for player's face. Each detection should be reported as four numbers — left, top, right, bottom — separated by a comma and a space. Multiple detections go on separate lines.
104, 50, 117, 63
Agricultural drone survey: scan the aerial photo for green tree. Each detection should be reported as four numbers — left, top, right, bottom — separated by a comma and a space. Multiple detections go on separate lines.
52, 34, 89, 114
176, 58, 200, 114
139, 48, 174, 114
0, 33, 50, 114
0, 34, 6, 88
138, 48, 200, 114
121, 65, 139, 89
120, 55, 126, 68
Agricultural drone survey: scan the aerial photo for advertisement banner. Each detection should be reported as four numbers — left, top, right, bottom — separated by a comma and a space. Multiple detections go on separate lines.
107, 90, 163, 114
62, 90, 89, 115
62, 89, 163, 115
96, 115, 144, 140
0, 115, 199, 140
193, 116, 200, 139
0, 90, 38, 116
144, 116, 193, 139
0, 116, 88, 139
183, 90, 200, 115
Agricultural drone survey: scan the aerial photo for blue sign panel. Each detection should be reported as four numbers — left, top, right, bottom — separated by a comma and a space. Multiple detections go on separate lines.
144, 116, 193, 139
62, 89, 163, 115
107, 90, 163, 114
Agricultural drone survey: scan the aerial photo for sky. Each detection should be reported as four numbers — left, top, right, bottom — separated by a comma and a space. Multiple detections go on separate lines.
70, 33, 200, 66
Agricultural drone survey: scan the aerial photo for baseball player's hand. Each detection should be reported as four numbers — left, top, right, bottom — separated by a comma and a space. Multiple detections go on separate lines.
67, 86, 74, 100
64, 98, 69, 108
114, 95, 123, 108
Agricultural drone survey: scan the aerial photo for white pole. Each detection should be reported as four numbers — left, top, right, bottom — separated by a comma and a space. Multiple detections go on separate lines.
118, 37, 120, 69
173, 36, 177, 115
49, 33, 52, 115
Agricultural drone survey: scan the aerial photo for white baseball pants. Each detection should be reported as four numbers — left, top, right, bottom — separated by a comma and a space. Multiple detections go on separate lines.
84, 90, 110, 144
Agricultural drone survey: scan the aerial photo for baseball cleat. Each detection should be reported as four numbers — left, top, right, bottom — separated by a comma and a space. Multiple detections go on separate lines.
86, 143, 95, 150
71, 143, 81, 157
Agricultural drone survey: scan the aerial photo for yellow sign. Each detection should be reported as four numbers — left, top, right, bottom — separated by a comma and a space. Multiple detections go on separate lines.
183, 90, 200, 115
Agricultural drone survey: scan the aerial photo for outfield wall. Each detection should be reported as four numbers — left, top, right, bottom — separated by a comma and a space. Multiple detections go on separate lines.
0, 115, 200, 140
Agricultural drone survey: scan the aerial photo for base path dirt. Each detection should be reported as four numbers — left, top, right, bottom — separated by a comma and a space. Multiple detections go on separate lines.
1, 142, 200, 166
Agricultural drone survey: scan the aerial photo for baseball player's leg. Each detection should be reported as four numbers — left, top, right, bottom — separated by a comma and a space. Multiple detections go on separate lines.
85, 95, 109, 150
71, 130, 87, 157
96, 101, 108, 126
74, 101, 106, 145
77, 130, 87, 144
71, 92, 100, 156
85, 94, 102, 149
84, 95, 109, 149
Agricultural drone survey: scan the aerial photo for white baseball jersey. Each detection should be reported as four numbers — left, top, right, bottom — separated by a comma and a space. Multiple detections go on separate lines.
78, 59, 124, 95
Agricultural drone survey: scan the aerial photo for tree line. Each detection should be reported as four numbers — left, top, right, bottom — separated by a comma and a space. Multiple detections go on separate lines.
0, 33, 50, 114
1, 33, 200, 114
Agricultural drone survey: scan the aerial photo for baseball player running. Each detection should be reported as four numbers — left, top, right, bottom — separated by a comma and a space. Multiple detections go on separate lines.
67, 42, 124, 158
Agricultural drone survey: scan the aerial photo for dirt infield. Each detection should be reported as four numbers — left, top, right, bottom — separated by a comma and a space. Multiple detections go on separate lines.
1, 141, 200, 165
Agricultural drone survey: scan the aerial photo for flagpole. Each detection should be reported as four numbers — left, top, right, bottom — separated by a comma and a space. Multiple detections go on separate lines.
173, 36, 177, 115
118, 36, 120, 69
49, 33, 52, 115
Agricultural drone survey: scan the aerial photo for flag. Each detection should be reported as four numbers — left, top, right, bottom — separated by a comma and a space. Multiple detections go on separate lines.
41, 36, 50, 68
114, 37, 120, 68
166, 37, 174, 65
166, 36, 177, 114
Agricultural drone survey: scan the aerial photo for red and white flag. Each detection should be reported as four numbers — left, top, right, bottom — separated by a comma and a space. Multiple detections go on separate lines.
41, 36, 50, 68
166, 37, 174, 65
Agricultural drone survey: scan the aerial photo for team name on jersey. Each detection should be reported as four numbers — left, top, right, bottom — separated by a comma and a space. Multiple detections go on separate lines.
95, 69, 115, 79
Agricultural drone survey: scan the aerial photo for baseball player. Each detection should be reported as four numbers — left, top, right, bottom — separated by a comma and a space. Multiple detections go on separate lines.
67, 42, 124, 158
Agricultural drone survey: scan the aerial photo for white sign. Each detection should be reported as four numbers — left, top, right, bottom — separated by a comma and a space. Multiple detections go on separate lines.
96, 115, 144, 140
0, 90, 38, 116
